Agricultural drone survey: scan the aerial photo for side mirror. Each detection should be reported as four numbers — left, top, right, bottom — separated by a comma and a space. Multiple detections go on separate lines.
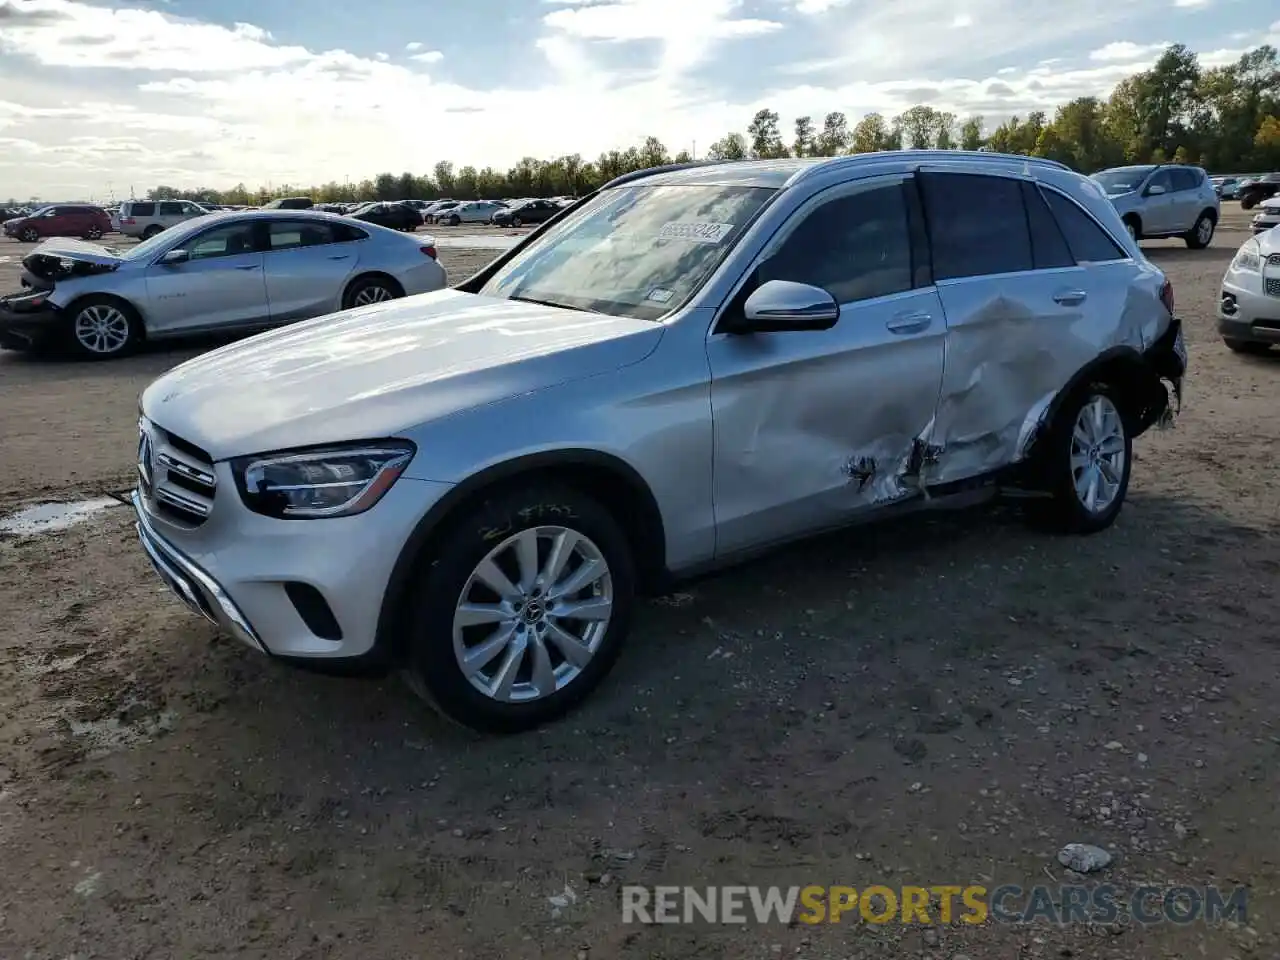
1146, 184, 1167, 196
734, 280, 839, 334
159, 248, 189, 265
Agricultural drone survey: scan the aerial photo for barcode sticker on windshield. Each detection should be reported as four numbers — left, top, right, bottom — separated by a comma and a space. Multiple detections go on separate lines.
658, 221, 734, 244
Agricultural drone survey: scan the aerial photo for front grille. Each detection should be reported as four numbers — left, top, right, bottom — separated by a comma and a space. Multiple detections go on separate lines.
1266, 278, 1280, 299
139, 419, 216, 527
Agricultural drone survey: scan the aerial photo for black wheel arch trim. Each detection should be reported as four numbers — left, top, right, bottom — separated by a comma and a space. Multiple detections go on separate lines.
368, 448, 669, 671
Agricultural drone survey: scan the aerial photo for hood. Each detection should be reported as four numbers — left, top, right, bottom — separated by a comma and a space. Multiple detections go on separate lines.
22, 237, 123, 268
140, 290, 664, 459
1252, 227, 1280, 254
1258, 196, 1280, 212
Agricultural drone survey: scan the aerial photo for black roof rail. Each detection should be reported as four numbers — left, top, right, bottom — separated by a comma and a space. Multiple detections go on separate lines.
600, 159, 733, 190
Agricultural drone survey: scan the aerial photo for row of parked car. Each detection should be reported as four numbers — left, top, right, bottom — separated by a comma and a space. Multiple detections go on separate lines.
1210, 172, 1280, 207
0, 194, 578, 244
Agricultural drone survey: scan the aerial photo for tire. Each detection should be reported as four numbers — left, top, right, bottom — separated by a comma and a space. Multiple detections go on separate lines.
1030, 384, 1132, 535
511, 215, 523, 228
342, 275, 403, 309
400, 484, 637, 733
63, 296, 140, 360
1184, 211, 1215, 249
1240, 193, 1258, 211
1123, 216, 1141, 242
19, 226, 38, 243
85, 226, 103, 241
448, 215, 461, 226
142, 225, 164, 239
1224, 338, 1270, 355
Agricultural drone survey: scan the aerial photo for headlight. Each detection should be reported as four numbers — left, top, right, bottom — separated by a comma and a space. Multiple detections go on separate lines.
231, 441, 415, 519
1232, 242, 1261, 272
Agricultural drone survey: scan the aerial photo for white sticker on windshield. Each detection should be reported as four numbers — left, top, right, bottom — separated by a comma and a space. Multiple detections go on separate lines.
658, 221, 734, 244
646, 287, 674, 303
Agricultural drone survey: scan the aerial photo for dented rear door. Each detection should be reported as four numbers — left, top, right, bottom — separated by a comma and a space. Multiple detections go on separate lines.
706, 174, 945, 556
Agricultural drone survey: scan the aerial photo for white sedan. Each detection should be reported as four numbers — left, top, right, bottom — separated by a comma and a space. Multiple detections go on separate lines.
436, 201, 506, 226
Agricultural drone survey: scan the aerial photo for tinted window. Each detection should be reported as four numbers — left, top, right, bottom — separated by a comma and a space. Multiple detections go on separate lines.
758, 182, 913, 304
158, 201, 185, 216
128, 202, 155, 217
332, 223, 367, 242
267, 220, 337, 250
1020, 182, 1074, 270
186, 222, 258, 260
919, 173, 1032, 279
1170, 168, 1200, 191
1146, 169, 1175, 192
1041, 188, 1126, 263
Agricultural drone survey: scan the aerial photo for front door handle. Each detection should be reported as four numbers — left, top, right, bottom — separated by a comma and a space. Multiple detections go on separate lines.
233, 264, 260, 271
1053, 289, 1088, 306
885, 311, 932, 334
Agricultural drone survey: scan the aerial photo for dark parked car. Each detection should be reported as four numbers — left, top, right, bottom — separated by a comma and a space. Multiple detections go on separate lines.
2, 204, 113, 242
1238, 173, 1280, 210
349, 201, 421, 231
491, 198, 562, 227
422, 200, 460, 224
262, 197, 314, 210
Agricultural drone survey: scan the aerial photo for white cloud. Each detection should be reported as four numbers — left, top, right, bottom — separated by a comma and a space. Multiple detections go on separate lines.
1089, 41, 1169, 61
0, 0, 1275, 198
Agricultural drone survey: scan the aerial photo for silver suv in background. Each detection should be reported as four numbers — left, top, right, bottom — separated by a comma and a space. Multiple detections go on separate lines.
131, 152, 1187, 733
1092, 164, 1220, 248
116, 199, 209, 239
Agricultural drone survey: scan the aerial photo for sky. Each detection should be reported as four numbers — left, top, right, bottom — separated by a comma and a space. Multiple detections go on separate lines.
0, 0, 1277, 200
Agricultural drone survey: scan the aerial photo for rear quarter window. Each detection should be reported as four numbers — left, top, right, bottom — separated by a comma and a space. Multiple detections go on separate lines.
127, 202, 156, 217
1041, 188, 1127, 263
918, 172, 1034, 279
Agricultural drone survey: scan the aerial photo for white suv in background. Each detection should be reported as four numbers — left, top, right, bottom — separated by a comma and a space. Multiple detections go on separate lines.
116, 199, 210, 240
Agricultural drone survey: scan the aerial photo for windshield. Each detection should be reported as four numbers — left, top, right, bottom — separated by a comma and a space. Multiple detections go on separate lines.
478, 183, 776, 321
1092, 168, 1154, 194
119, 221, 204, 261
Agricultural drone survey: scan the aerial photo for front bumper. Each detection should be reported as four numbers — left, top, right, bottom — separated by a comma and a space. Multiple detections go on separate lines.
1220, 279, 1280, 346
1252, 215, 1279, 234
133, 490, 266, 652
0, 289, 59, 350
131, 463, 453, 663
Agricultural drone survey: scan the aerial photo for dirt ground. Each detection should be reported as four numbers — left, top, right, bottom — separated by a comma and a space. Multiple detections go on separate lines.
1, 209, 1278, 960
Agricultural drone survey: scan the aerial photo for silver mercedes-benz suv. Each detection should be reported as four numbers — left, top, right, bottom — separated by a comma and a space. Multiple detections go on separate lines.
131, 151, 1188, 733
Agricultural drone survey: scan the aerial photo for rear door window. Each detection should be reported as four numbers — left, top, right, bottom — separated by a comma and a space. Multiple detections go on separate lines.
128, 202, 156, 217
186, 222, 259, 260
267, 220, 338, 250
918, 173, 1033, 279
1020, 182, 1074, 270
1169, 168, 1200, 192
158, 201, 185, 216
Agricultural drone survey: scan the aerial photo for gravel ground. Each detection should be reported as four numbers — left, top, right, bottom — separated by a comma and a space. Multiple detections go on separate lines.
0, 208, 1278, 959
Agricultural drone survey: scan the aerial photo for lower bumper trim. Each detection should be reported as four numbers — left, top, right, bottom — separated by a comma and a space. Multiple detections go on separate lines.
131, 490, 266, 653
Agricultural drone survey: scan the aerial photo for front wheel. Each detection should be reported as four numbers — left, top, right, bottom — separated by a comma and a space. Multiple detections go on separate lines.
1031, 387, 1132, 534
400, 485, 636, 733
85, 225, 103, 240
64, 296, 139, 359
19, 226, 38, 242
448, 215, 461, 226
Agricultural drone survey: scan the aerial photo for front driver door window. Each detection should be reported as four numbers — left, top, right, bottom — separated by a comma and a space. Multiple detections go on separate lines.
145, 221, 268, 332
705, 175, 947, 555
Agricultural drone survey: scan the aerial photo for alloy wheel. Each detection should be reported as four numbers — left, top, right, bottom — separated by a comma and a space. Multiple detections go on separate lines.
452, 526, 613, 703
1069, 395, 1127, 515
352, 285, 393, 306
1196, 216, 1214, 245
74, 304, 130, 355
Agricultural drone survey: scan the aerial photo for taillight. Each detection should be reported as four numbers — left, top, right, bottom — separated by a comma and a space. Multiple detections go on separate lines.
1160, 278, 1175, 315
121, 217, 135, 225
420, 245, 437, 259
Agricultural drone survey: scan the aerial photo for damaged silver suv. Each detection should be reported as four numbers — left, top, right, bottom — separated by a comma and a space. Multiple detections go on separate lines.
132, 151, 1187, 733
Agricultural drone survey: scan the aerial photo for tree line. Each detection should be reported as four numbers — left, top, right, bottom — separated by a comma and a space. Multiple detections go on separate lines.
147, 43, 1280, 206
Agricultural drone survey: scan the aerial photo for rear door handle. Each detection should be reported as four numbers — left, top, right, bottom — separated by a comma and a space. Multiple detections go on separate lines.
885, 311, 933, 334
233, 264, 259, 271
327, 254, 350, 260
1053, 289, 1088, 306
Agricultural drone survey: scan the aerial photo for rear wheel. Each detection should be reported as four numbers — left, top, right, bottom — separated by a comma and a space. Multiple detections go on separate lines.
85, 225, 103, 240
400, 485, 636, 733
1123, 216, 1141, 242
342, 275, 403, 309
448, 214, 461, 226
1031, 386, 1132, 535
64, 296, 139, 360
511, 215, 523, 227
142, 224, 164, 239
1184, 211, 1215, 249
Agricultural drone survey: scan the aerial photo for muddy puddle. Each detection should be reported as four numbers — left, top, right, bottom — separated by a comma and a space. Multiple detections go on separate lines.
0, 497, 123, 535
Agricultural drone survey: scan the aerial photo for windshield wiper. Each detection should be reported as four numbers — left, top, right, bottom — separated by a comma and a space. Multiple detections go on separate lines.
507, 295, 604, 315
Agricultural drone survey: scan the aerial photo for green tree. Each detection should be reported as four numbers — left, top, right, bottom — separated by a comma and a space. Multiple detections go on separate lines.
792, 116, 816, 157
960, 116, 985, 151
849, 113, 890, 153
708, 132, 747, 160
814, 111, 851, 155
747, 109, 787, 158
